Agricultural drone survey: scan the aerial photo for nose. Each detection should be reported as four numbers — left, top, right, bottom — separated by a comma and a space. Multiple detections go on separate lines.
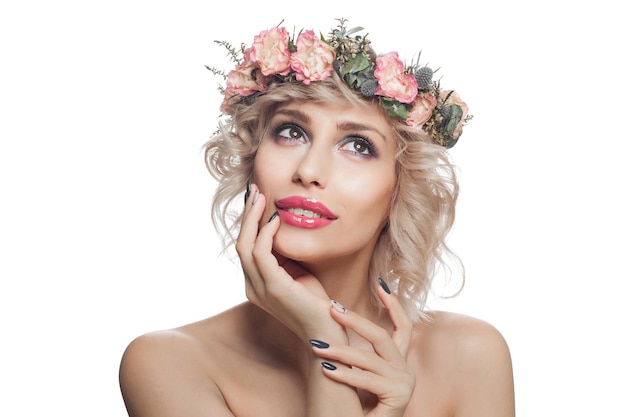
292, 142, 328, 188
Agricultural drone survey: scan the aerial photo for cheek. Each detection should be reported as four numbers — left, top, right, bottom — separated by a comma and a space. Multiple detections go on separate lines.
253, 145, 297, 215
341, 170, 395, 218
253, 142, 276, 182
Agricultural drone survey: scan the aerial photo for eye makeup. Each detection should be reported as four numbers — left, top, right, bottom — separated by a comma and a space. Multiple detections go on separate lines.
338, 135, 378, 158
271, 122, 308, 144
268, 109, 384, 159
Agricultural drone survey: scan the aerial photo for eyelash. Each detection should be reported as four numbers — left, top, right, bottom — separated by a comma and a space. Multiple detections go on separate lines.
340, 136, 377, 158
272, 123, 306, 144
271, 122, 378, 158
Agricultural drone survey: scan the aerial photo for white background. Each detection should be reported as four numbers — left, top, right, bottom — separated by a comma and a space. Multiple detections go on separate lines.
1, 1, 624, 416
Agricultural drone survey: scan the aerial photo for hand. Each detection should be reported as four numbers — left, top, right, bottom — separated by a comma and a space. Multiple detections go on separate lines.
235, 184, 343, 342
311, 282, 416, 417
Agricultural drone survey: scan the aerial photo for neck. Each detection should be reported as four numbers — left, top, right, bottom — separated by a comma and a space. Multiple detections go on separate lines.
302, 257, 375, 319
238, 242, 392, 375
299, 232, 389, 323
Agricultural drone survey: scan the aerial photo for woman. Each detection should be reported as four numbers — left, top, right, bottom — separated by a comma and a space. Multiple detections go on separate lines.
119, 19, 515, 416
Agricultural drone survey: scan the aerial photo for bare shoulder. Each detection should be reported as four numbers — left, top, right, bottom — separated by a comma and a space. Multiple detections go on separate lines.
417, 311, 512, 363
119, 310, 238, 417
408, 311, 515, 416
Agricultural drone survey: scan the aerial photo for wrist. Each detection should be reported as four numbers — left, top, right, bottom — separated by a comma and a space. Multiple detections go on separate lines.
304, 320, 348, 346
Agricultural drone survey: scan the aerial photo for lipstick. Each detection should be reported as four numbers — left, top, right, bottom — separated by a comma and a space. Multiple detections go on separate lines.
275, 196, 337, 229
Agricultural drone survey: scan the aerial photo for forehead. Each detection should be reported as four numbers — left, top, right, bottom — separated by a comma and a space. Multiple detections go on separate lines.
273, 100, 394, 131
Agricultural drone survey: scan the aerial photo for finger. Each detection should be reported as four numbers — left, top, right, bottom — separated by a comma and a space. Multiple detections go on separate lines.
310, 338, 416, 409
236, 184, 270, 300
251, 210, 281, 272
249, 211, 302, 301
329, 302, 403, 363
318, 360, 415, 410
311, 341, 390, 377
376, 278, 414, 358
235, 184, 266, 257
241, 182, 261, 222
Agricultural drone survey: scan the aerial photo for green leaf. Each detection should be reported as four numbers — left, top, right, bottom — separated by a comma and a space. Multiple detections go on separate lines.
344, 73, 358, 88
443, 104, 463, 137
380, 98, 408, 120
344, 26, 365, 36
345, 53, 370, 74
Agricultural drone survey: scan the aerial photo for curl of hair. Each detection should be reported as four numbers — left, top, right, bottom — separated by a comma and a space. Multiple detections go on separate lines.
374, 122, 463, 322
204, 72, 463, 322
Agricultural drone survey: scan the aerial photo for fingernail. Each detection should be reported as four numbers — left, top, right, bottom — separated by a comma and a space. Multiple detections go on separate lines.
250, 189, 259, 206
244, 180, 250, 203
331, 300, 346, 314
268, 211, 278, 223
309, 339, 329, 349
378, 277, 391, 294
321, 362, 337, 371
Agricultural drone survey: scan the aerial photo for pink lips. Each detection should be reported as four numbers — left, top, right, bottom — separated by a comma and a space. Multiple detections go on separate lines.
275, 196, 337, 229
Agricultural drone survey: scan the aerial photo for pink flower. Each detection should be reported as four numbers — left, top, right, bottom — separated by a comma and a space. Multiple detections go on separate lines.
440, 90, 470, 139
290, 30, 335, 85
249, 27, 291, 76
220, 48, 268, 113
374, 52, 418, 104
406, 92, 437, 127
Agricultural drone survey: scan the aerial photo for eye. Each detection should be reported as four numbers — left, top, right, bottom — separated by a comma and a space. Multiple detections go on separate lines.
273, 124, 307, 143
340, 137, 377, 157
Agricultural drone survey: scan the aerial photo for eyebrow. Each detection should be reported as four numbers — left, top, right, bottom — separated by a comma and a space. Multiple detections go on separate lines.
337, 121, 387, 141
273, 108, 388, 141
274, 108, 310, 124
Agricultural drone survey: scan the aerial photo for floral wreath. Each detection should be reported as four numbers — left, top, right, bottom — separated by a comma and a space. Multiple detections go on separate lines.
206, 19, 471, 148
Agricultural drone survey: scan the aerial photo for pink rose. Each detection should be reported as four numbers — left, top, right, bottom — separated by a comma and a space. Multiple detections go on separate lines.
374, 52, 418, 104
290, 30, 336, 85
220, 48, 268, 113
440, 90, 469, 139
406, 92, 437, 127
249, 27, 291, 76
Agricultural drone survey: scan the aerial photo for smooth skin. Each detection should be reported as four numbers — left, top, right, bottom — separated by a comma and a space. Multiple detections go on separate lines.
119, 102, 515, 417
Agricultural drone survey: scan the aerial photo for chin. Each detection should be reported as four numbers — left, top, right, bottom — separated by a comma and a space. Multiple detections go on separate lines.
272, 243, 312, 264
272, 233, 326, 264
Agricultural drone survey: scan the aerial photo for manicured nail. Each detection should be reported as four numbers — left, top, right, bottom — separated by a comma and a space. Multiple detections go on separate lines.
244, 180, 250, 203
309, 339, 329, 349
378, 277, 391, 294
331, 300, 346, 314
250, 189, 259, 206
321, 362, 337, 371
268, 211, 278, 223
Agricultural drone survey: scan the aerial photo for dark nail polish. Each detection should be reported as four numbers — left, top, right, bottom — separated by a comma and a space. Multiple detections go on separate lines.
378, 277, 391, 294
321, 362, 337, 371
244, 180, 250, 203
309, 339, 329, 349
250, 189, 259, 206
268, 211, 278, 222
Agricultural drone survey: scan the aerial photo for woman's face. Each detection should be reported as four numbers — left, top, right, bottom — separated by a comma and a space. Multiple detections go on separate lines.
254, 100, 397, 266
